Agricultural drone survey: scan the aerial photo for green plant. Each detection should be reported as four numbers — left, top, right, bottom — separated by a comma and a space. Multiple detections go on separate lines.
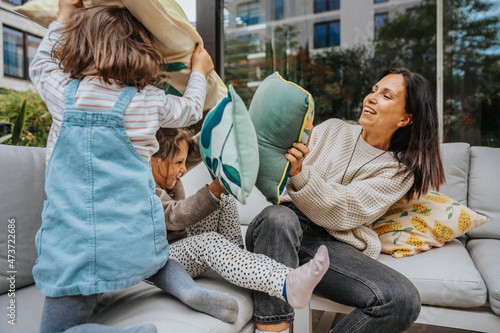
0, 89, 50, 147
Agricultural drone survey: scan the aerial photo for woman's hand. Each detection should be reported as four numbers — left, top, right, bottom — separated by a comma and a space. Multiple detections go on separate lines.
57, 0, 83, 24
286, 142, 310, 177
208, 179, 227, 199
191, 43, 214, 77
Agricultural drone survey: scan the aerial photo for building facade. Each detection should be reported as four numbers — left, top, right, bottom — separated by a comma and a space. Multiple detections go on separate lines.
0, 0, 46, 91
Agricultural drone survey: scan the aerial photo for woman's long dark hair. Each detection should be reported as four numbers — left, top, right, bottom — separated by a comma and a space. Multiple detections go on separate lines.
382, 67, 445, 200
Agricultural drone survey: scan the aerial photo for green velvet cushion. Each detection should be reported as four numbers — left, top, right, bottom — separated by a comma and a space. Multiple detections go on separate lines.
199, 85, 259, 204
249, 72, 314, 204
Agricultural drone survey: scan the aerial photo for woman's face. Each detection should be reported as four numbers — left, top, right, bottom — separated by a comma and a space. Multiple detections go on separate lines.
359, 74, 412, 145
154, 140, 189, 190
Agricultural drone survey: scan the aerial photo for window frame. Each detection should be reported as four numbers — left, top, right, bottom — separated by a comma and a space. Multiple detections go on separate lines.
314, 20, 341, 49
275, 0, 284, 20
374, 12, 388, 40
2, 0, 30, 5
314, 0, 340, 14
3, 25, 42, 81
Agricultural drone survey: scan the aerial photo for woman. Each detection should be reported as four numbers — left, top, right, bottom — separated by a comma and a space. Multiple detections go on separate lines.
246, 67, 445, 333
151, 128, 330, 316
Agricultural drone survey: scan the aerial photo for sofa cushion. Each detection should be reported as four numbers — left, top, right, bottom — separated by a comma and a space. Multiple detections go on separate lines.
0, 284, 45, 332
249, 72, 314, 205
181, 163, 271, 226
373, 191, 489, 258
438, 142, 470, 205
92, 270, 253, 332
0, 270, 254, 333
199, 86, 259, 204
467, 146, 500, 239
0, 145, 46, 294
377, 239, 487, 308
467, 239, 500, 315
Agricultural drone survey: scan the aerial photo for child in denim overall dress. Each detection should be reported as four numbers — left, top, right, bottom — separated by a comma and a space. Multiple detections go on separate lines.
29, 1, 243, 332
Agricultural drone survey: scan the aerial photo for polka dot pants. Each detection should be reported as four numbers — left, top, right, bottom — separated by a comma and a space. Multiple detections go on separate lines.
169, 194, 290, 300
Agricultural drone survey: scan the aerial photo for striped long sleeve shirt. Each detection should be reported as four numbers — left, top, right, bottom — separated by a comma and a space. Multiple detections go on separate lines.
30, 21, 207, 164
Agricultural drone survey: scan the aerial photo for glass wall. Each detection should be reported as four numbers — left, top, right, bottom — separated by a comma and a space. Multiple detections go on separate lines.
443, 0, 500, 146
220, 0, 500, 147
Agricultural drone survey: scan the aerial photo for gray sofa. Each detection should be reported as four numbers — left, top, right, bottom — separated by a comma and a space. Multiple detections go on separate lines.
1, 142, 499, 332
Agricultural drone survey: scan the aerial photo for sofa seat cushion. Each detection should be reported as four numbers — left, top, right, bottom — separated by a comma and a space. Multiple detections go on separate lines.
0, 284, 44, 333
0, 270, 253, 333
377, 239, 487, 308
92, 270, 253, 332
467, 239, 500, 315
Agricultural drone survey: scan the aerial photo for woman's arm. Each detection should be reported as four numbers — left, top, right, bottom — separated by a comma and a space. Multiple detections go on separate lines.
287, 164, 413, 231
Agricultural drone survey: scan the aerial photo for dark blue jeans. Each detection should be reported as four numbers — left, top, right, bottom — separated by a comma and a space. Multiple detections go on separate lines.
245, 204, 421, 333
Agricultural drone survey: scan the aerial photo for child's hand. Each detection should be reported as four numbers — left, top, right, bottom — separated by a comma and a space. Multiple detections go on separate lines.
191, 43, 214, 77
57, 0, 83, 24
208, 179, 227, 199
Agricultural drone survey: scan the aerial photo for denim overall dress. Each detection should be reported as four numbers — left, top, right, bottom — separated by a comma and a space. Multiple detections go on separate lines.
33, 80, 169, 297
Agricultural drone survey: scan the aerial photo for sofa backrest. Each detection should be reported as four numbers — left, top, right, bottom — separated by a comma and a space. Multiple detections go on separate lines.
182, 163, 271, 225
466, 146, 500, 239
438, 142, 471, 206
0, 145, 46, 294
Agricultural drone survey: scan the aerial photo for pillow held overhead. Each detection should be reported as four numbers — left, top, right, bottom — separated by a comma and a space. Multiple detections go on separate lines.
199, 85, 259, 204
248, 72, 314, 205
14, 0, 226, 111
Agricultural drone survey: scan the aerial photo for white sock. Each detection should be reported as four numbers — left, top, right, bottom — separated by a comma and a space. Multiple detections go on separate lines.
255, 328, 289, 333
284, 244, 329, 309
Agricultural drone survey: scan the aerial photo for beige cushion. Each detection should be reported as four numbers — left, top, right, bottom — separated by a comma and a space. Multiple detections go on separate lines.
14, 0, 226, 111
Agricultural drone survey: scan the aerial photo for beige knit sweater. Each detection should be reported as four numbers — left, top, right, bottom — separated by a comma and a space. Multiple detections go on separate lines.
281, 119, 414, 259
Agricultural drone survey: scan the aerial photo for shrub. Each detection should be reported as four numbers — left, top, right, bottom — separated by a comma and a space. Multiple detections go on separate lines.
0, 88, 50, 147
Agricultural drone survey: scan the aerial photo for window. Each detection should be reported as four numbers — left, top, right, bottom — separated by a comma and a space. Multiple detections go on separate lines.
374, 0, 388, 3
3, 26, 42, 80
314, 21, 340, 48
275, 0, 284, 20
237, 2, 260, 26
374, 12, 387, 40
3, 0, 30, 5
314, 0, 340, 13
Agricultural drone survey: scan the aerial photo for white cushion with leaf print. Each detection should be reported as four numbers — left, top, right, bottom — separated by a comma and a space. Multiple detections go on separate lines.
199, 85, 259, 204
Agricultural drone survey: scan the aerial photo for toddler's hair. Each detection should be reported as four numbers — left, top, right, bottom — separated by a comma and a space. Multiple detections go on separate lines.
154, 128, 195, 163
52, 6, 163, 89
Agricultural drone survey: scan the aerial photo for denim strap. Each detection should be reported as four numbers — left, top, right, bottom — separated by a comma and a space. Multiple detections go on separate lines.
111, 87, 138, 115
63, 79, 81, 110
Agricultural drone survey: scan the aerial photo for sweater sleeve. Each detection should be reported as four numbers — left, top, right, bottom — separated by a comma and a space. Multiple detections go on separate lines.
287, 163, 413, 231
155, 182, 220, 231
29, 21, 68, 109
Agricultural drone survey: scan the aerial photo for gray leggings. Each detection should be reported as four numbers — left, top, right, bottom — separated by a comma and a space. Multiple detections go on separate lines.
40, 293, 156, 333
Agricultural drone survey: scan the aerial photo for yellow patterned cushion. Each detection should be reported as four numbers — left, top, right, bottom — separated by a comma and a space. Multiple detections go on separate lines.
372, 191, 489, 258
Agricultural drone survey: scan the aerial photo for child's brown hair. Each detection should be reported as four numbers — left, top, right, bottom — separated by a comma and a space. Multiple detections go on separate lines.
153, 128, 195, 164
52, 6, 163, 89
